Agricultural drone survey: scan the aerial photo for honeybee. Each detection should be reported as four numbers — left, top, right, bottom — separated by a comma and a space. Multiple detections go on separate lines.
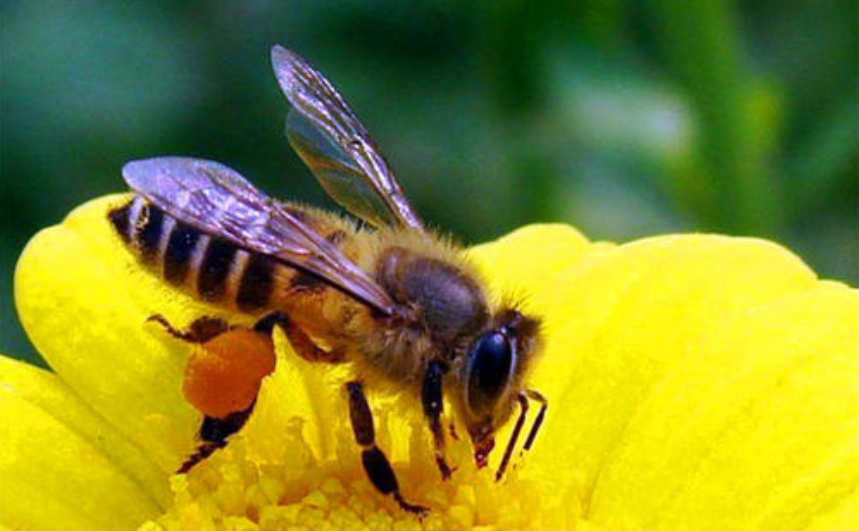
108, 45, 547, 515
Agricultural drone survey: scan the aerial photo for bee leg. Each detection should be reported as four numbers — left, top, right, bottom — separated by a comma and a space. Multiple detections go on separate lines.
448, 422, 460, 441
178, 403, 254, 473
422, 360, 454, 480
147, 313, 229, 344
346, 381, 428, 517
253, 311, 344, 363
251, 311, 290, 334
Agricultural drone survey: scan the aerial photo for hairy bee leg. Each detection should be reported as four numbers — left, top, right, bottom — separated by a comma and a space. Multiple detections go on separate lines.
178, 403, 254, 473
147, 313, 230, 343
422, 360, 454, 480
149, 314, 270, 473
346, 381, 428, 516
253, 311, 344, 363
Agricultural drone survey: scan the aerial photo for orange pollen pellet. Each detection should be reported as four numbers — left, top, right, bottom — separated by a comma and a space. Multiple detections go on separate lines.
183, 328, 277, 418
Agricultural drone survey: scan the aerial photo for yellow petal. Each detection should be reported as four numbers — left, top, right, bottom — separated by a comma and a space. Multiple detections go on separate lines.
589, 284, 859, 528
808, 488, 859, 530
468, 223, 601, 311
522, 233, 857, 527
0, 355, 164, 529
14, 195, 243, 470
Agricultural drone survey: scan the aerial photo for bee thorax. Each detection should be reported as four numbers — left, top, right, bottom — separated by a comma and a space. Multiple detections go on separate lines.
377, 247, 489, 346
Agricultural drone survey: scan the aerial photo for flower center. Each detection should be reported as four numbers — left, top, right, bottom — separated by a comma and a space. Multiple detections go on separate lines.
141, 333, 548, 528
143, 417, 545, 528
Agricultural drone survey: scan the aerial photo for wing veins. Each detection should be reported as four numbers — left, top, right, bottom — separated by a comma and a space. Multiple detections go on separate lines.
271, 45, 425, 231
122, 157, 397, 315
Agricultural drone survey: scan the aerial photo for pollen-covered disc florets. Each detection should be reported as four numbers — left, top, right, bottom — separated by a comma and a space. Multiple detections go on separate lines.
144, 330, 549, 529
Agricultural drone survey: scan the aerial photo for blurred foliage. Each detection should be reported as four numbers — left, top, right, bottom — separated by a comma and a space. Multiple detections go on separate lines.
2, 1, 857, 365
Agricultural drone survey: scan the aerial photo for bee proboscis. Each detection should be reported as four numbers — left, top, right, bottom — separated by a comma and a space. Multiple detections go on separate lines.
109, 45, 547, 515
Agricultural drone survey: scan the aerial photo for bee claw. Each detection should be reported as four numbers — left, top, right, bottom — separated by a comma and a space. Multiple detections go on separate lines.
394, 493, 429, 518
436, 455, 456, 481
177, 441, 221, 474
448, 422, 460, 441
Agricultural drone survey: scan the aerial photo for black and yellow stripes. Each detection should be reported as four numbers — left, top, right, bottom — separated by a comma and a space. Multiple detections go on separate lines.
108, 196, 284, 312
197, 238, 237, 301
236, 254, 276, 311
163, 223, 201, 285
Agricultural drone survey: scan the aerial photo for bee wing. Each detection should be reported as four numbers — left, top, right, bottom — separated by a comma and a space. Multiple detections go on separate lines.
122, 156, 398, 316
271, 45, 424, 232
285, 110, 404, 229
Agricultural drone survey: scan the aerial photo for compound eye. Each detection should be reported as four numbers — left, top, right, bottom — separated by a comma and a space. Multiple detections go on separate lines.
466, 331, 515, 416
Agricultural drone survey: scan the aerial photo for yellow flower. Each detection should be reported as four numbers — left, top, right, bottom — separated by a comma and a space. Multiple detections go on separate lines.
3, 194, 858, 529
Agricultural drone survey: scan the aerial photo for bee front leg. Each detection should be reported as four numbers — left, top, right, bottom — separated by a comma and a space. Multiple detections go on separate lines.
346, 381, 428, 516
422, 360, 454, 480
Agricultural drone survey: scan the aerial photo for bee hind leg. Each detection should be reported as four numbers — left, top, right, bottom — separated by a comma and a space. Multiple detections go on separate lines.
154, 311, 341, 473
149, 313, 271, 473
422, 360, 454, 480
346, 381, 428, 517
178, 404, 254, 473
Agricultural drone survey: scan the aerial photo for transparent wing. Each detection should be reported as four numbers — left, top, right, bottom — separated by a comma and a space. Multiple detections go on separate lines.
271, 45, 424, 231
286, 110, 401, 228
122, 156, 398, 315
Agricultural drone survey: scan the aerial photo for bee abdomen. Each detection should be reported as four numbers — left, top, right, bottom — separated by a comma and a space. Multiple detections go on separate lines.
197, 238, 237, 301
163, 223, 201, 285
108, 196, 350, 314
236, 254, 276, 311
109, 197, 275, 310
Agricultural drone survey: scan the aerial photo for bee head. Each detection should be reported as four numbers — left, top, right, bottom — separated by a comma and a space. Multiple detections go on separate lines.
457, 309, 540, 467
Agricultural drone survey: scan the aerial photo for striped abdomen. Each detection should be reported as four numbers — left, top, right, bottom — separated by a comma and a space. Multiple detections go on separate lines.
108, 196, 355, 315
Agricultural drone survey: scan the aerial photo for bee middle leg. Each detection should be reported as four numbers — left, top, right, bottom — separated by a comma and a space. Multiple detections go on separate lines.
346, 381, 428, 516
152, 311, 340, 473
422, 360, 454, 480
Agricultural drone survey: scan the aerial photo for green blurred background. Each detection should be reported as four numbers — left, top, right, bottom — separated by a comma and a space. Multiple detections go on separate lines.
2, 1, 857, 365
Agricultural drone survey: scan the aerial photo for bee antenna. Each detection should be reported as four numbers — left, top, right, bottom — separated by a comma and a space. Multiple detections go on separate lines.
495, 393, 529, 482
494, 388, 548, 482
522, 389, 547, 451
